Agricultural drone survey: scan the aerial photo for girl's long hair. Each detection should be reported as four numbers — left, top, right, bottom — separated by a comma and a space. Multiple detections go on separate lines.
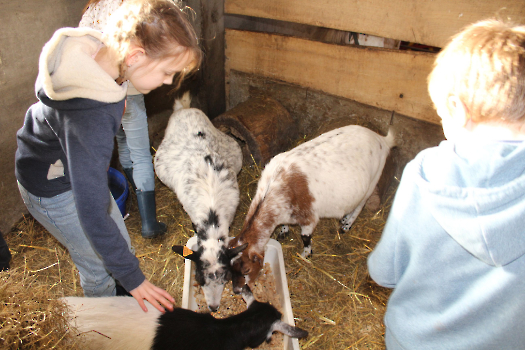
92, 0, 203, 88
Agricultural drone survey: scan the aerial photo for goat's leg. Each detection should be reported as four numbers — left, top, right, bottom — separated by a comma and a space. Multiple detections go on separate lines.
300, 222, 317, 258
276, 225, 289, 240
340, 200, 367, 233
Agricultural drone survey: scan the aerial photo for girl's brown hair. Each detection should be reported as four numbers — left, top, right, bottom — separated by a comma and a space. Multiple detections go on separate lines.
428, 19, 525, 124
104, 0, 202, 89
82, 0, 103, 15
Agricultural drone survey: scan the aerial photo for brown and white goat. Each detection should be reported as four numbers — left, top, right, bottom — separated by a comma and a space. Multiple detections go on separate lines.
229, 125, 395, 291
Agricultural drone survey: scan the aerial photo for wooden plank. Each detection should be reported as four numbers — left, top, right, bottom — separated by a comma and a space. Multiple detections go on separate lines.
183, 0, 226, 119
225, 29, 440, 125
225, 0, 525, 48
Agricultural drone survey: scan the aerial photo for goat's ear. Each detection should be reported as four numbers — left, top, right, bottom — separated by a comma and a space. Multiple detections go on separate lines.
172, 245, 200, 262
226, 242, 248, 259
272, 321, 309, 339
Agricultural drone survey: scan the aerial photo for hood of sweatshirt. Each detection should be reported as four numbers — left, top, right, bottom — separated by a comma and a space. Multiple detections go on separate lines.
35, 27, 127, 105
415, 139, 525, 267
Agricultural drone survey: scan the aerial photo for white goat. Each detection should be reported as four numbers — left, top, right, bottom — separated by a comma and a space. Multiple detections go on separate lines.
63, 287, 308, 350
229, 125, 395, 290
154, 95, 243, 311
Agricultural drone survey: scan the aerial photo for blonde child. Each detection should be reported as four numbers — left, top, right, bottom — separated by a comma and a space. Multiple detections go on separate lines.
80, 0, 168, 239
368, 19, 525, 349
15, 0, 202, 312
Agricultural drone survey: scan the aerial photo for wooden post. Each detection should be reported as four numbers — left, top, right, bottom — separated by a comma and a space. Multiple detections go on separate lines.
186, 0, 226, 119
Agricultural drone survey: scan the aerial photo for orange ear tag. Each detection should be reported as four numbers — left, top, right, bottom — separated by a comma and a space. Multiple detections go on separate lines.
183, 246, 194, 257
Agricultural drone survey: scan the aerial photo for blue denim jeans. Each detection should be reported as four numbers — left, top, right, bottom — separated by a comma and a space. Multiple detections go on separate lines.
17, 182, 134, 297
116, 94, 155, 191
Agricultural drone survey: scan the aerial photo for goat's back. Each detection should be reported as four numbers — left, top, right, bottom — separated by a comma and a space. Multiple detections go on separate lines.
152, 300, 282, 350
256, 125, 393, 218
155, 108, 242, 181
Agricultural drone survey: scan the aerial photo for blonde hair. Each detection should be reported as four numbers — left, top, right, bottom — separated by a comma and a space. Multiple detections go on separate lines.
428, 19, 525, 124
104, 0, 202, 88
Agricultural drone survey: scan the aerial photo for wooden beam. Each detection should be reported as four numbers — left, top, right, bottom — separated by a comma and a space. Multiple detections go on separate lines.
225, 0, 525, 48
184, 0, 226, 119
225, 29, 440, 125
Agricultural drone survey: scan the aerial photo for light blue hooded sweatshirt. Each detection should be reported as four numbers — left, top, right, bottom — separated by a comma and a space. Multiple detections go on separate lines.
368, 139, 525, 350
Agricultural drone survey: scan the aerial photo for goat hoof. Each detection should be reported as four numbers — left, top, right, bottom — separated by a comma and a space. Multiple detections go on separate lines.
339, 215, 352, 233
339, 225, 351, 234
301, 248, 312, 259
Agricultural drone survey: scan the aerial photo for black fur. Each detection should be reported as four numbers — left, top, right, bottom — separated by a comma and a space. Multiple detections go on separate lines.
204, 209, 220, 229
152, 300, 292, 350
204, 154, 225, 172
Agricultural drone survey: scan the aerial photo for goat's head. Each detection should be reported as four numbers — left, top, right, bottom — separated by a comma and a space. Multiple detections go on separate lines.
241, 285, 309, 347
173, 237, 247, 312
228, 236, 264, 294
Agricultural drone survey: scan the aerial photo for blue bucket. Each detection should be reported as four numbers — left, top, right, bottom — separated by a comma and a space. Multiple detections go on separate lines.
108, 167, 129, 217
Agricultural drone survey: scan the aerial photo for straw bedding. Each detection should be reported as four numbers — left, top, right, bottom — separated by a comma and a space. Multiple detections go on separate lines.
2, 135, 395, 350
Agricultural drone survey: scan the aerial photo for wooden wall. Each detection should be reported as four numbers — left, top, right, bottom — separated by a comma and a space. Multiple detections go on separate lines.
224, 0, 525, 125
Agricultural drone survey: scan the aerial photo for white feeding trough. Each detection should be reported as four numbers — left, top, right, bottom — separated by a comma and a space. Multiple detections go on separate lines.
181, 236, 300, 350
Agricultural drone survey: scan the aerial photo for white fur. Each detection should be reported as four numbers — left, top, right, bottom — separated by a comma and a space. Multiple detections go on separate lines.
154, 95, 243, 310
154, 97, 242, 229
236, 125, 395, 259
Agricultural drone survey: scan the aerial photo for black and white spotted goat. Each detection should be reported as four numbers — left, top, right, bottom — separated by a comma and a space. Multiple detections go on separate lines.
63, 286, 308, 350
154, 94, 244, 311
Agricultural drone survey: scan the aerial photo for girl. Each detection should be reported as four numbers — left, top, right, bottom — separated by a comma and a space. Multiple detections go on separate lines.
80, 0, 167, 239
15, 0, 202, 312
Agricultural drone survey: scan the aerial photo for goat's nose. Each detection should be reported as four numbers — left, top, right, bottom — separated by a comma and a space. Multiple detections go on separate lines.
209, 304, 219, 312
232, 284, 244, 294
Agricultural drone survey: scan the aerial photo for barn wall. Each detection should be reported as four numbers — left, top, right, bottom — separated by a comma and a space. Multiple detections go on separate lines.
225, 29, 439, 125
0, 0, 86, 234
223, 0, 525, 171
225, 0, 525, 49
224, 1, 525, 126
227, 70, 445, 171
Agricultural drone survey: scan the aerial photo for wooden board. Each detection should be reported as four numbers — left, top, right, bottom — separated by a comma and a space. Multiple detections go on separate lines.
185, 0, 226, 119
225, 29, 440, 125
225, 0, 525, 48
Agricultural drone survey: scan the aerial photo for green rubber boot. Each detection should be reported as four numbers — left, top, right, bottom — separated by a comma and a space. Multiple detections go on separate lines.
135, 190, 167, 238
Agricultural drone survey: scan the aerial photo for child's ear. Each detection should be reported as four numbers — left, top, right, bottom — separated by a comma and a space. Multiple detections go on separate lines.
125, 44, 146, 67
447, 95, 470, 128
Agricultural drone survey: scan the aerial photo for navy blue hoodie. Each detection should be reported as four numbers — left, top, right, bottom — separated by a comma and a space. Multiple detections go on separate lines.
15, 28, 144, 292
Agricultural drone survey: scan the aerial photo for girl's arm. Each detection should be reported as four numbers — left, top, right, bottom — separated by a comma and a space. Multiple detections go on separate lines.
60, 102, 145, 292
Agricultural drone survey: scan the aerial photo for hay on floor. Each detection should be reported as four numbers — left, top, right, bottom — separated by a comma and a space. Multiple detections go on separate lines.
3, 136, 396, 350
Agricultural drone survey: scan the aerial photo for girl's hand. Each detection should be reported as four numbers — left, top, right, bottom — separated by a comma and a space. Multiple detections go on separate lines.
129, 279, 175, 313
